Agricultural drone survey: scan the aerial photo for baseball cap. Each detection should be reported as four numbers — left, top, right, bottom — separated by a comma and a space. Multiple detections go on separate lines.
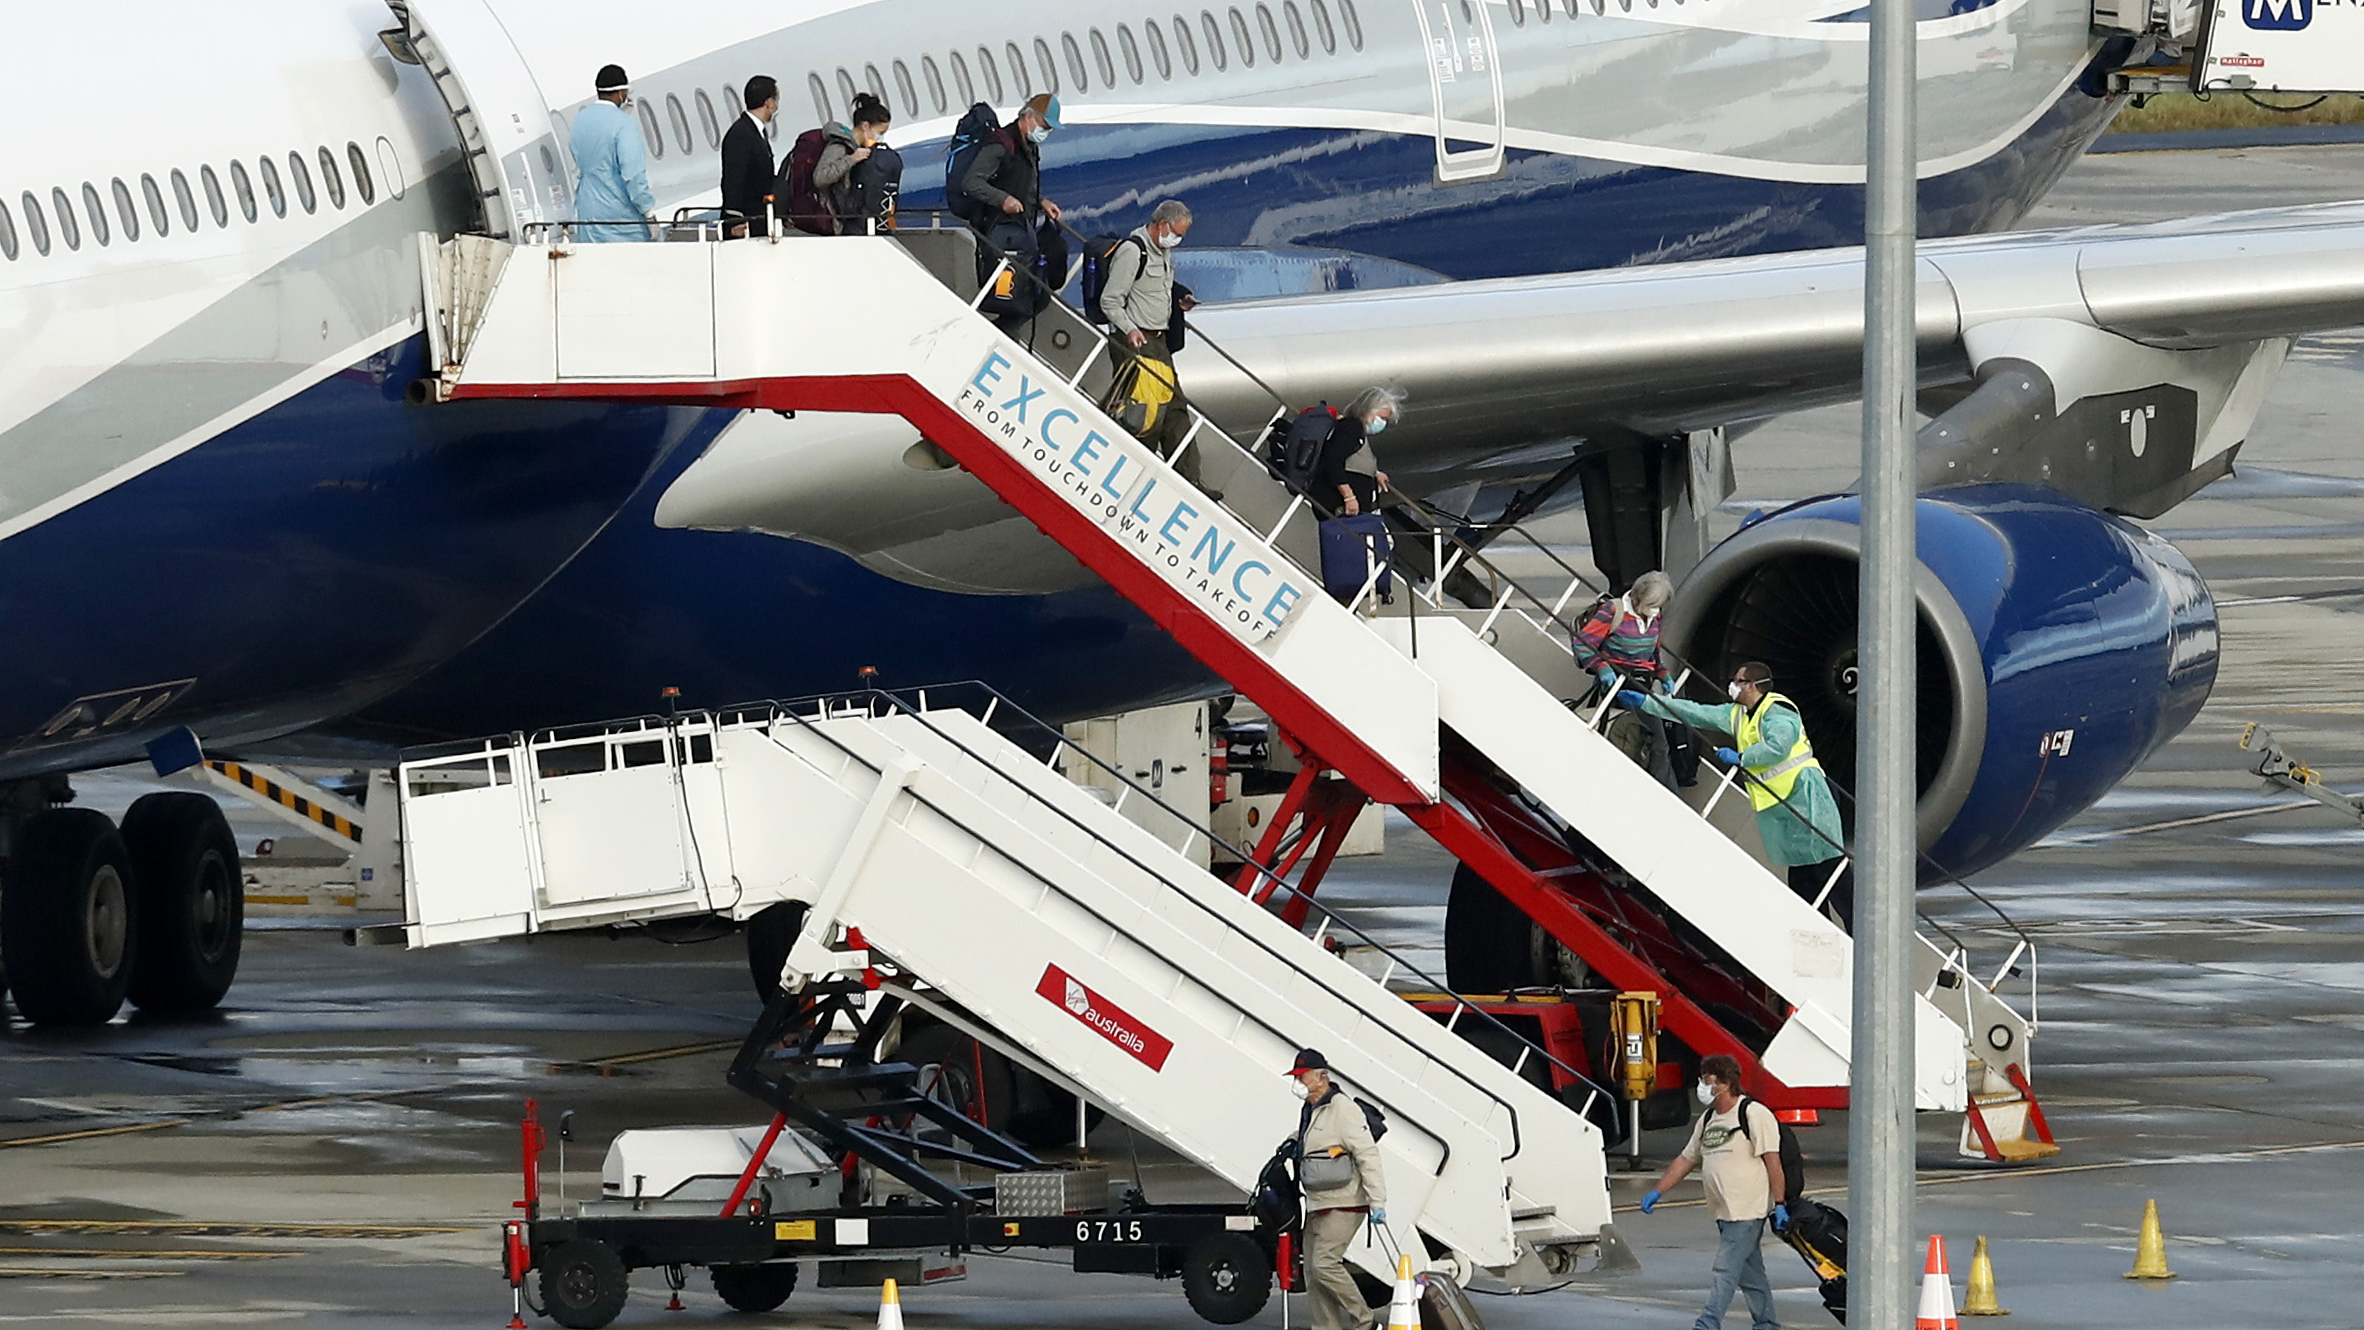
1025, 92, 1062, 129
1285, 1048, 1330, 1075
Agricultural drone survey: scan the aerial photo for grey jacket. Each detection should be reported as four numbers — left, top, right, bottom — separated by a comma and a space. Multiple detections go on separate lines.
1298, 1088, 1386, 1212
812, 122, 860, 234
1098, 226, 1176, 337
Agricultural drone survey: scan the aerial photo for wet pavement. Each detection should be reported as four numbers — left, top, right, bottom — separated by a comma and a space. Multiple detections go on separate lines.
8, 145, 2364, 1327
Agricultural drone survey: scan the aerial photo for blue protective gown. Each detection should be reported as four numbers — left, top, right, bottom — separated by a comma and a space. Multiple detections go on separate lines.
568, 100, 654, 241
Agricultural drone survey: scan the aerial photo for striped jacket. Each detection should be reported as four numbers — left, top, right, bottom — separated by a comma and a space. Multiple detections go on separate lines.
1573, 596, 1662, 682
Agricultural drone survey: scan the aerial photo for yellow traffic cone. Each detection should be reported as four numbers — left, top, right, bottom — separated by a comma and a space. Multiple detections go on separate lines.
2124, 1199, 2175, 1280
877, 1277, 906, 1330
1961, 1235, 2009, 1316
1384, 1254, 1421, 1330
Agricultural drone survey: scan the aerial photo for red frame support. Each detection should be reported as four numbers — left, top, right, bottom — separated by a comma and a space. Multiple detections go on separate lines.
720, 1111, 790, 1217
515, 1098, 545, 1221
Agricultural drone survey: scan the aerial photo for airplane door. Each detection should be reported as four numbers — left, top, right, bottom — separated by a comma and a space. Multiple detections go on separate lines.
385, 0, 574, 238
1411, 0, 1507, 182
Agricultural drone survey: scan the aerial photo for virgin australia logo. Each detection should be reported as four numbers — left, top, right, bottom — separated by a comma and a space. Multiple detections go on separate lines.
1064, 978, 1089, 1015
2245, 0, 2309, 30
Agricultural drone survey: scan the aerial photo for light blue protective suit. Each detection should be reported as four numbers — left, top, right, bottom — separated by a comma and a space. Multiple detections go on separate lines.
568, 100, 654, 241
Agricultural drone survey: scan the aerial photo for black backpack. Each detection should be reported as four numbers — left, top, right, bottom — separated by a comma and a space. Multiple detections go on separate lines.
1355, 1095, 1388, 1142
845, 142, 903, 233
1079, 233, 1145, 326
1736, 1096, 1806, 1206
943, 102, 1004, 224
1269, 405, 1336, 493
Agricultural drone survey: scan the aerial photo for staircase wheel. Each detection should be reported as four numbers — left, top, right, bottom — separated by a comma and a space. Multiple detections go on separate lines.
711, 1261, 798, 1313
1182, 1232, 1272, 1325
539, 1239, 629, 1329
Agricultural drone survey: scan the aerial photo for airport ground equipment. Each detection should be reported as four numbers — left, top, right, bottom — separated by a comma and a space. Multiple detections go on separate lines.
409, 224, 2049, 1152
407, 682, 1615, 1292
2241, 723, 2364, 827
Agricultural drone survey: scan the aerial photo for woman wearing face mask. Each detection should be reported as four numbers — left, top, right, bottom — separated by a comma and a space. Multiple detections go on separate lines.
1578, 570, 1682, 788
813, 92, 893, 234
1316, 386, 1403, 518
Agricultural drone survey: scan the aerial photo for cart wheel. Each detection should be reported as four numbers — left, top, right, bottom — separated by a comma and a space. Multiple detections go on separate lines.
1182, 1233, 1272, 1325
539, 1239, 629, 1329
711, 1262, 799, 1313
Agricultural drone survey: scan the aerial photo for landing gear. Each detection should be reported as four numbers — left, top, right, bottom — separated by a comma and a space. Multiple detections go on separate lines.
122, 793, 242, 1014
1443, 862, 1581, 993
709, 1261, 798, 1313
1, 808, 139, 1025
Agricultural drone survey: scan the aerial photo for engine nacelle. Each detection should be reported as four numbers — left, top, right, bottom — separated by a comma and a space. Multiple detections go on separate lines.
1663, 484, 2217, 879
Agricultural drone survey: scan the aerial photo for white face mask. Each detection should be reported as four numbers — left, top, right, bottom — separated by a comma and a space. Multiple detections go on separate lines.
1696, 1080, 1718, 1107
1155, 229, 1182, 249
1727, 680, 1746, 701
1290, 1077, 1313, 1101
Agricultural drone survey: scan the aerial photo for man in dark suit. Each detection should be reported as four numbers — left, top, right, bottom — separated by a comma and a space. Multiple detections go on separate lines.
719, 75, 780, 238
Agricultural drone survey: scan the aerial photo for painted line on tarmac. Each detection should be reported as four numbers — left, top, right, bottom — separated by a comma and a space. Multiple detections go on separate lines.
0, 1249, 296, 1262
580, 1038, 742, 1068
0, 1121, 192, 1150
0, 1222, 466, 1240
0, 1268, 185, 1280
2039, 800, 2324, 845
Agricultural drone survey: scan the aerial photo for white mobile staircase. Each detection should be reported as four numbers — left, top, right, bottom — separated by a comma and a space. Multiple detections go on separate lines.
402, 690, 1611, 1285
412, 226, 2046, 1152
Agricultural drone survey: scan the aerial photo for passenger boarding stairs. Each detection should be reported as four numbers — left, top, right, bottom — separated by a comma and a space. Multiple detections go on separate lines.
402, 689, 1613, 1284
416, 227, 2045, 1150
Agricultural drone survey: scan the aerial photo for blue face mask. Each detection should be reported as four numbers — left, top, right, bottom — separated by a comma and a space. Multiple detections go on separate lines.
1366, 416, 1389, 436
1028, 125, 1051, 144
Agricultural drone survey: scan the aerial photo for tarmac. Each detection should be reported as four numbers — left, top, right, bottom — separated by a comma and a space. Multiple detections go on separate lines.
7, 142, 2364, 1327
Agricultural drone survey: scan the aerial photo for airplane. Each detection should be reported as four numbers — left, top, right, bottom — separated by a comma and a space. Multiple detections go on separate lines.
0, 0, 2335, 1027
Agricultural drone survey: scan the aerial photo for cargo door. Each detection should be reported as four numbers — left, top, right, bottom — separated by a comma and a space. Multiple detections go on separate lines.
1411, 0, 1507, 182
385, 0, 574, 238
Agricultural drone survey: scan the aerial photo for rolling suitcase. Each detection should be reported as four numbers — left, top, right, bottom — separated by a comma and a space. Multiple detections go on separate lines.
1777, 1196, 1849, 1324
1319, 513, 1393, 604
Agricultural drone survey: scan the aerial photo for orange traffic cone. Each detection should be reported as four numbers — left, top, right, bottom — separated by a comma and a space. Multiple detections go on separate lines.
1383, 1254, 1421, 1330
1916, 1234, 1960, 1330
877, 1277, 906, 1330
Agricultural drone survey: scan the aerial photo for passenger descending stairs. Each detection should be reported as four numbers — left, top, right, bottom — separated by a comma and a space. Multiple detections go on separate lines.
422, 228, 2041, 1132
401, 696, 1611, 1283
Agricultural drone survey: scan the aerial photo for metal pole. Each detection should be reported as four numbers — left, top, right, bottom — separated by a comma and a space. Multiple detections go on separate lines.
1853, 0, 1917, 1319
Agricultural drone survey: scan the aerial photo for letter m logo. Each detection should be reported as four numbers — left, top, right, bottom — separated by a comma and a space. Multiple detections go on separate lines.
2246, 0, 2309, 30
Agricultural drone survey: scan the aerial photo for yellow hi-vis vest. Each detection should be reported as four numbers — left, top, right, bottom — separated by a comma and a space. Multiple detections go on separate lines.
1734, 691, 1823, 812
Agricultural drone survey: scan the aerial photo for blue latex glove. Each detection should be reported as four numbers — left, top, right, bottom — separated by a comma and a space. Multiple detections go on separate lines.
1715, 746, 1742, 766
1594, 666, 1619, 690
1773, 1203, 1791, 1232
1369, 1206, 1387, 1225
1638, 1189, 1661, 1214
1616, 690, 1648, 710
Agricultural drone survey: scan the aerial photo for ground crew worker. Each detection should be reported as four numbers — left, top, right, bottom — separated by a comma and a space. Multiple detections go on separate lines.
569, 64, 655, 241
1099, 200, 1213, 494
1287, 1048, 1385, 1330
1620, 661, 1850, 925
1638, 1054, 1787, 1330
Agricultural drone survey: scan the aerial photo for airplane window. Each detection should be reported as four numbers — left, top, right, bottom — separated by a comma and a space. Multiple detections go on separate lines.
720, 85, 742, 137
140, 174, 169, 234
171, 169, 200, 229
1035, 38, 1062, 96
0, 198, 14, 260
1118, 25, 1144, 81
695, 89, 720, 148
1171, 17, 1198, 74
922, 55, 948, 112
318, 147, 346, 209
1284, 2, 1310, 55
1146, 22, 1172, 78
258, 156, 286, 218
229, 161, 258, 221
1310, 0, 1337, 51
1202, 12, 1228, 70
809, 73, 833, 126
666, 95, 692, 154
52, 187, 80, 250
637, 100, 664, 158
1007, 42, 1033, 97
22, 192, 49, 255
287, 151, 316, 214
1090, 30, 1115, 86
1507, 0, 1525, 22
893, 60, 919, 117
112, 178, 140, 240
837, 68, 859, 112
1340, 0, 1364, 47
81, 182, 110, 246
950, 50, 976, 105
1258, 5, 1285, 58
1231, 9, 1257, 66
347, 143, 374, 205
975, 46, 1003, 102
200, 165, 228, 226
1063, 33, 1090, 92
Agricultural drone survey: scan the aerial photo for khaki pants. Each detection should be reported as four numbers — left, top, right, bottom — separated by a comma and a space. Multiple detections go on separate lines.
1306, 1207, 1374, 1330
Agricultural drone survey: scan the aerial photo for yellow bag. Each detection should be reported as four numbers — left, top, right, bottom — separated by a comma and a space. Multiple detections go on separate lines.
1105, 356, 1177, 438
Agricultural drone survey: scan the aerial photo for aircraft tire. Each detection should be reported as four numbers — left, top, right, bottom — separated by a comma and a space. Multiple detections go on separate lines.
1, 808, 138, 1026
122, 793, 243, 1014
1443, 861, 1539, 993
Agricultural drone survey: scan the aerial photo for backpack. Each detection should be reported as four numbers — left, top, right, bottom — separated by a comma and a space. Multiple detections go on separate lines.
1080, 233, 1145, 326
943, 102, 1004, 224
1354, 1095, 1388, 1142
1269, 405, 1336, 493
1736, 1096, 1806, 1207
778, 128, 831, 235
845, 142, 903, 234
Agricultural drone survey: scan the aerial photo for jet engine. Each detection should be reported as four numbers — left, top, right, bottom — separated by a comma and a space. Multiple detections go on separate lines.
1663, 483, 2218, 878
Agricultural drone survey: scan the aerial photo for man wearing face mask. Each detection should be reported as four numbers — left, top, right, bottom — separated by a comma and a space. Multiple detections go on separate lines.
1098, 200, 1211, 491
1284, 1048, 1386, 1330
1618, 660, 1850, 925
569, 64, 656, 242
1637, 1055, 1785, 1330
